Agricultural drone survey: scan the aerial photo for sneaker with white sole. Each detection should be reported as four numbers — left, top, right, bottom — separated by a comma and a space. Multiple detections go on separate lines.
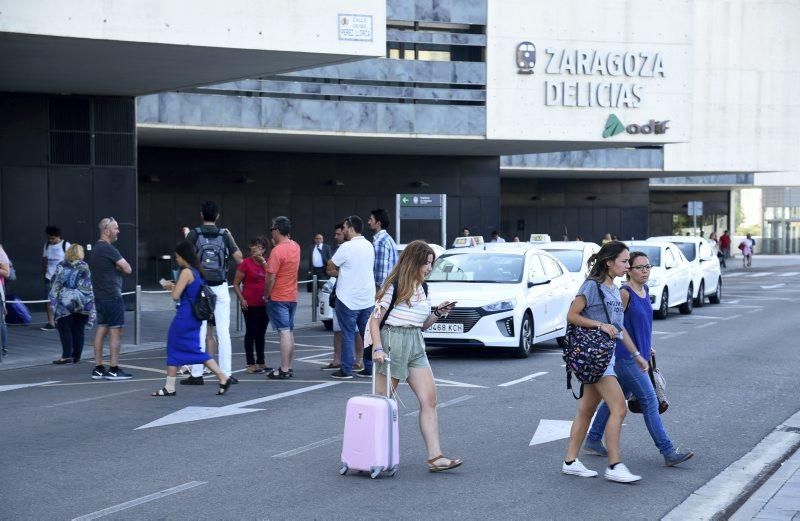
604, 463, 641, 483
562, 459, 598, 478
105, 367, 133, 380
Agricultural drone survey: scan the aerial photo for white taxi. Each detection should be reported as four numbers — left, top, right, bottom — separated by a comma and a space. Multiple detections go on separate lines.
648, 236, 722, 306
423, 243, 576, 357
537, 241, 601, 287
626, 240, 694, 319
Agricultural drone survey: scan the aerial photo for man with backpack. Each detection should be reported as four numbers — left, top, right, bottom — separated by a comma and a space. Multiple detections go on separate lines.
183, 201, 243, 385
42, 226, 71, 331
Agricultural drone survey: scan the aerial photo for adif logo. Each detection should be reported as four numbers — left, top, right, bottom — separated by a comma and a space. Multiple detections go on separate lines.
603, 114, 669, 138
516, 42, 536, 74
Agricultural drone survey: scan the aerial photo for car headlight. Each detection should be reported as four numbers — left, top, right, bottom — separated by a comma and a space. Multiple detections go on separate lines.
482, 298, 516, 313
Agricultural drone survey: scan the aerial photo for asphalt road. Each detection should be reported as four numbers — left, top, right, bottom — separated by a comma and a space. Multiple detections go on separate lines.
2, 263, 799, 520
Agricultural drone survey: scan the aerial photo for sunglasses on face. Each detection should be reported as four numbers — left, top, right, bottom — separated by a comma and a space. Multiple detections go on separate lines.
630, 264, 653, 271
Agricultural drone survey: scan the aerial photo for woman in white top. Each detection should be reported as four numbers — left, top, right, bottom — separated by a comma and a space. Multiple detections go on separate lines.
369, 240, 462, 472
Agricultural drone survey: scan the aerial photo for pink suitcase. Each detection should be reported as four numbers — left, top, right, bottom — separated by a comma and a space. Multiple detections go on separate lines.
339, 359, 399, 478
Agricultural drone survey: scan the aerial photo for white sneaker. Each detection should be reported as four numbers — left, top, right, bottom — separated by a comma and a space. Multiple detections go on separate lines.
562, 459, 598, 478
604, 463, 642, 483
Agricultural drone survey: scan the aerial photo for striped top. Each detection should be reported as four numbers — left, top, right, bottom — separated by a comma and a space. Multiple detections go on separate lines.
378, 283, 431, 327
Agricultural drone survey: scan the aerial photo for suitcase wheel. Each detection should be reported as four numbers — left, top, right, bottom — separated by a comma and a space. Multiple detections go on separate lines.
339, 464, 348, 476
370, 466, 384, 479
388, 466, 398, 477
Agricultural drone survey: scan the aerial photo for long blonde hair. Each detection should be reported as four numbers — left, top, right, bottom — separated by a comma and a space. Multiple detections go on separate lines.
376, 240, 435, 305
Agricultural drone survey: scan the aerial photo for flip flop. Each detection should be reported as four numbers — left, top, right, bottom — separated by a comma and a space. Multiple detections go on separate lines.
151, 387, 176, 397
217, 377, 233, 395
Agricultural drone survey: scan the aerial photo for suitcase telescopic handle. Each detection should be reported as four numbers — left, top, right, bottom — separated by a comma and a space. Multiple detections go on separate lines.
371, 356, 391, 396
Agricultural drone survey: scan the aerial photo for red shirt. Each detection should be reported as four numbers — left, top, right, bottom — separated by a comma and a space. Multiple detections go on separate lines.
266, 240, 301, 302
237, 257, 267, 307
719, 234, 731, 249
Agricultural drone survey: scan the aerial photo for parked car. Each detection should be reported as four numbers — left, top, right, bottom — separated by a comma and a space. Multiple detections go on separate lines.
648, 236, 722, 306
423, 243, 576, 357
537, 241, 601, 287
626, 240, 694, 319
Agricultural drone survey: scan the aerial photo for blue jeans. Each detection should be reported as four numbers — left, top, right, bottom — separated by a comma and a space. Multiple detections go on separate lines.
335, 302, 372, 375
588, 357, 675, 456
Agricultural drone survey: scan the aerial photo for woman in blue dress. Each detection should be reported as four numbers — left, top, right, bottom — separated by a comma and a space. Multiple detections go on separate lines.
153, 241, 232, 397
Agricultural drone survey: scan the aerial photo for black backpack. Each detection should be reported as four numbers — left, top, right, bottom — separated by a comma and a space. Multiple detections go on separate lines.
192, 282, 217, 321
194, 227, 229, 284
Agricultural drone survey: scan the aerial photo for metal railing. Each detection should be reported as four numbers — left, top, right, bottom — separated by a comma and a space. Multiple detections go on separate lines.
1, 276, 325, 355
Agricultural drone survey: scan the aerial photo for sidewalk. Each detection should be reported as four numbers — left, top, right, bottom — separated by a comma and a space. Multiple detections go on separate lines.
0, 288, 323, 371
731, 447, 800, 520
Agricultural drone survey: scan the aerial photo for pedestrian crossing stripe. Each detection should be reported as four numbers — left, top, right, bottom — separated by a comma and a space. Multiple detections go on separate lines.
779, 272, 799, 277
745, 272, 772, 277
723, 272, 746, 278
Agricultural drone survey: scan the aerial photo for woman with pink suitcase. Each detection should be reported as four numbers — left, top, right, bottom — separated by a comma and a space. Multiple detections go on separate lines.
368, 240, 462, 473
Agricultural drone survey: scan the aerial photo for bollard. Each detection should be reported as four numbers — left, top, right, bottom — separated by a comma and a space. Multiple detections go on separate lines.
134, 285, 141, 345
312, 275, 319, 323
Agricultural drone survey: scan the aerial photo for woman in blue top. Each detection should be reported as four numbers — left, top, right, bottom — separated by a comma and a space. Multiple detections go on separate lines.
585, 251, 694, 466
153, 241, 232, 397
562, 241, 649, 483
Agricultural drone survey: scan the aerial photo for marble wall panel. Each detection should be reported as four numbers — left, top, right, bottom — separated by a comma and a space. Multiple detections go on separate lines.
501, 148, 663, 169
377, 103, 415, 133
387, 29, 486, 46
137, 95, 158, 123
387, 0, 414, 21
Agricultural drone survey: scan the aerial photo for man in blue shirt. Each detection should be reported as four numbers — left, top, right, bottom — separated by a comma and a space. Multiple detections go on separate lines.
368, 209, 398, 291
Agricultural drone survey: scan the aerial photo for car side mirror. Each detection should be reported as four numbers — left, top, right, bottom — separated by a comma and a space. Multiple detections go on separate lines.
528, 275, 551, 287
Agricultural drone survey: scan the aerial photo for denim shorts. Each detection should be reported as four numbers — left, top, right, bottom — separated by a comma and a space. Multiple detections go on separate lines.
267, 300, 297, 332
96, 297, 125, 328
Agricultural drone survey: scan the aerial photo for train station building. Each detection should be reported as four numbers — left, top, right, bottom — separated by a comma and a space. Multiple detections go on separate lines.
1, 0, 798, 296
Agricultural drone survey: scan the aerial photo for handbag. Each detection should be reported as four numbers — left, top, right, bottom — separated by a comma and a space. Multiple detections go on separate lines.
562, 281, 616, 399
192, 283, 217, 321
628, 353, 669, 414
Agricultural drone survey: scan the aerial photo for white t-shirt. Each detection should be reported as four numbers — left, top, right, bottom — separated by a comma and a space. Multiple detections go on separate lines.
331, 235, 375, 310
378, 283, 431, 327
43, 240, 71, 280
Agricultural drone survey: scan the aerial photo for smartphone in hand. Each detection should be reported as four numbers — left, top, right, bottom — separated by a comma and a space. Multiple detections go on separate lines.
437, 301, 457, 312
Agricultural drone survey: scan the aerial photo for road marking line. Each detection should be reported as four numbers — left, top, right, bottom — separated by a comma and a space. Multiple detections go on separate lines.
694, 322, 716, 329
222, 382, 340, 409
722, 272, 746, 278
405, 395, 475, 417
273, 435, 343, 458
0, 381, 60, 393
498, 372, 548, 387
778, 272, 799, 277
744, 272, 773, 278
747, 308, 762, 313
433, 378, 486, 388
760, 283, 786, 289
118, 364, 166, 375
71, 481, 207, 521
266, 341, 331, 349
658, 331, 688, 340
45, 388, 145, 408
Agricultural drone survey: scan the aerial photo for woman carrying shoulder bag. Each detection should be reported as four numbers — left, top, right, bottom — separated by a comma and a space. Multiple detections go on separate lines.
562, 241, 648, 483
154, 241, 232, 397
369, 240, 463, 473
49, 244, 95, 364
585, 251, 694, 467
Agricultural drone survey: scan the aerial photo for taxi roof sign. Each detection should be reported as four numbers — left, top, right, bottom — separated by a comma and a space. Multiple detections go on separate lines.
529, 234, 552, 244
452, 236, 484, 248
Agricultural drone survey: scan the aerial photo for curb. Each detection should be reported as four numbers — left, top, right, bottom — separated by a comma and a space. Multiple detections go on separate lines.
663, 410, 800, 520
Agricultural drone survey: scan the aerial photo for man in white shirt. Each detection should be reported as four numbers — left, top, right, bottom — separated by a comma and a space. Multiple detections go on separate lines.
307, 233, 332, 292
326, 215, 375, 380
42, 225, 70, 331
490, 230, 506, 243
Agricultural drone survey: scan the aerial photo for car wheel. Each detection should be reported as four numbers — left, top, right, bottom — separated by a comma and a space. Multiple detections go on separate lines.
654, 288, 669, 320
322, 319, 333, 331
513, 312, 533, 358
709, 277, 722, 304
679, 284, 694, 314
694, 281, 706, 307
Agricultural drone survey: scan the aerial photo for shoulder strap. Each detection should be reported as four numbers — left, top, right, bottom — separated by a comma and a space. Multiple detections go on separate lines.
422, 281, 428, 297
62, 241, 67, 253
595, 281, 613, 325
379, 280, 399, 329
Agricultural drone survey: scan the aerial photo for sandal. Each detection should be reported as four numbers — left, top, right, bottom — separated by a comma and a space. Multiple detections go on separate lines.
151, 387, 176, 397
267, 369, 291, 380
427, 455, 463, 473
217, 377, 232, 395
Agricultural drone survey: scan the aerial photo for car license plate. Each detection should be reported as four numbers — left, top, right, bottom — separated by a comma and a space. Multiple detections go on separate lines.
426, 322, 464, 333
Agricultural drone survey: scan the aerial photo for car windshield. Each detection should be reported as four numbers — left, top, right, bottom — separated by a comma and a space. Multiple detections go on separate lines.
673, 242, 696, 261
541, 249, 583, 272
630, 246, 662, 266
429, 253, 524, 283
